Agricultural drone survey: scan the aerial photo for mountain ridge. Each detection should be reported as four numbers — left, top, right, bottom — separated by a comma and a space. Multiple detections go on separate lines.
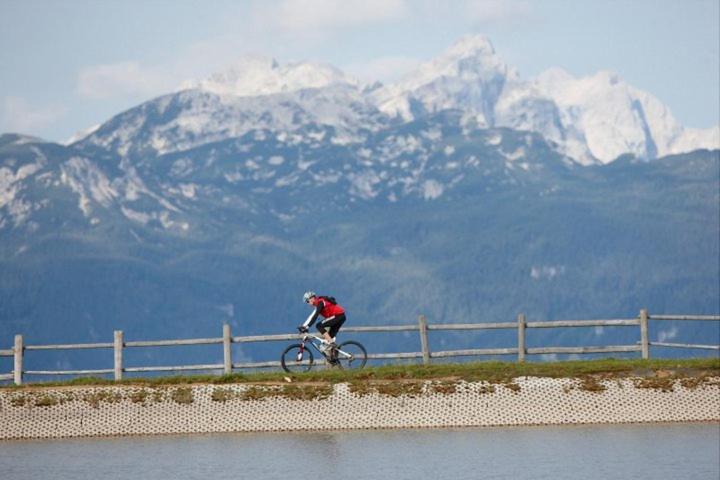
59, 35, 718, 168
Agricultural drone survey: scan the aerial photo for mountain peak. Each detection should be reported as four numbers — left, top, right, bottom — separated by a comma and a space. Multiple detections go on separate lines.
433, 34, 507, 76
371, 33, 513, 122
593, 70, 622, 86
444, 34, 496, 58
187, 57, 357, 98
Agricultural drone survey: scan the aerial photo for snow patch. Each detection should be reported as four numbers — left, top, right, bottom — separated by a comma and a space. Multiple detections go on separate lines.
422, 128, 443, 141
349, 170, 381, 199
0, 162, 43, 214
486, 133, 502, 145
421, 179, 444, 200
180, 183, 197, 199
216, 304, 235, 317
445, 161, 459, 170
275, 173, 299, 188
331, 133, 360, 146
307, 130, 326, 142
298, 159, 316, 171
530, 265, 565, 280
658, 326, 679, 342
121, 206, 150, 224
170, 158, 194, 178
357, 148, 372, 159
60, 157, 118, 216
224, 171, 244, 183
503, 147, 525, 161
191, 57, 356, 98
64, 123, 100, 145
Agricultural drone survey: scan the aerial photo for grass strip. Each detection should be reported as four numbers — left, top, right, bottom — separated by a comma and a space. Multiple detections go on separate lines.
2, 358, 717, 389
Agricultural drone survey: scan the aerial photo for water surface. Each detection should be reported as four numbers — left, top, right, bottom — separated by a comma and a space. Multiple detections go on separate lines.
1, 423, 718, 480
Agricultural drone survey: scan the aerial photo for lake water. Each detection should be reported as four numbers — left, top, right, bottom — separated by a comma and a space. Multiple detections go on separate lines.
1, 423, 718, 480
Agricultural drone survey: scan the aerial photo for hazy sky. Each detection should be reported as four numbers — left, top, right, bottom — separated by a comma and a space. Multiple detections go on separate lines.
1, 0, 718, 142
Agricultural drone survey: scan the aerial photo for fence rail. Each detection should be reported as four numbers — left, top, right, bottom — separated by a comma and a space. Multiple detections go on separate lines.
1, 309, 718, 385
25, 343, 114, 351
648, 341, 720, 350
648, 315, 720, 321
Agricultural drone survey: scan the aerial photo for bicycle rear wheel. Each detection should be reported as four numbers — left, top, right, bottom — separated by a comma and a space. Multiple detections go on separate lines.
281, 344, 314, 373
335, 341, 367, 370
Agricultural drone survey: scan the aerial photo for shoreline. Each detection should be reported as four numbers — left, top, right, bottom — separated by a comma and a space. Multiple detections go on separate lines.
2, 376, 718, 441
3, 419, 719, 444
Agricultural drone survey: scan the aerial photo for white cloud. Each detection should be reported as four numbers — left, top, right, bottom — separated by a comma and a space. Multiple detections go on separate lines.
76, 61, 172, 100
464, 0, 532, 25
0, 96, 67, 134
261, 0, 408, 31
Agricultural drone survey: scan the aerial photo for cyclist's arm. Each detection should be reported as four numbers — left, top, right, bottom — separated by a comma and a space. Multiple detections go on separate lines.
301, 300, 325, 329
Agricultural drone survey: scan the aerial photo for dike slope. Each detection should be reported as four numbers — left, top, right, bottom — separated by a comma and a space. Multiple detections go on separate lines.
1, 373, 718, 440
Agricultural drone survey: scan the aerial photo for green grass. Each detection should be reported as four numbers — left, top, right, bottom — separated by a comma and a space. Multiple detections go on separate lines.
2, 358, 718, 389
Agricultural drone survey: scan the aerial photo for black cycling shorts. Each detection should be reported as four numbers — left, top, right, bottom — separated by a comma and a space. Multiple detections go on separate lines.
316, 313, 346, 338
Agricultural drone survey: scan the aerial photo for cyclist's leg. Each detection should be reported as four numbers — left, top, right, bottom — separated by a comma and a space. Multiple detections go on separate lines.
316, 319, 335, 352
325, 314, 346, 361
327, 314, 346, 341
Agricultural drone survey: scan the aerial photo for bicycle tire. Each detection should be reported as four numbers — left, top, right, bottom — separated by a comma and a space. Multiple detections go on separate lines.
335, 341, 367, 370
281, 344, 314, 373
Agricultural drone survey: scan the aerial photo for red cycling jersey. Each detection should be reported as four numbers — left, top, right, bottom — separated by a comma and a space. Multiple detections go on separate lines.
318, 297, 345, 318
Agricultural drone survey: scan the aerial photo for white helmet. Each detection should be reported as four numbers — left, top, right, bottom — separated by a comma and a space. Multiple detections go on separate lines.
303, 291, 316, 303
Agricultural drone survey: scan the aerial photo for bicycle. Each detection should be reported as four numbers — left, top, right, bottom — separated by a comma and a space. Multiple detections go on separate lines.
280, 332, 367, 373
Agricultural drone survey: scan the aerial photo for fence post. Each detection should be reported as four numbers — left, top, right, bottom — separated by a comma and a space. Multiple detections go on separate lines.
13, 334, 23, 386
223, 324, 232, 374
418, 315, 430, 365
114, 330, 124, 381
517, 314, 526, 363
639, 308, 649, 360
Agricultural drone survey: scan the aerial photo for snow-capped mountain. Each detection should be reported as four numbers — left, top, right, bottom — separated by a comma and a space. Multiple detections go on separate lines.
532, 68, 719, 163
371, 35, 719, 164
77, 83, 387, 158
70, 35, 717, 166
371, 35, 514, 125
1, 111, 573, 236
181, 56, 357, 97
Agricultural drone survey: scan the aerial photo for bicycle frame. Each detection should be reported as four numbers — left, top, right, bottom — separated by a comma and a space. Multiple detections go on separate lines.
299, 333, 335, 359
298, 333, 356, 362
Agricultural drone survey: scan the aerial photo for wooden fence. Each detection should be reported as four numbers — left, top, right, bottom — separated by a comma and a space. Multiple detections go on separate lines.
1, 309, 718, 385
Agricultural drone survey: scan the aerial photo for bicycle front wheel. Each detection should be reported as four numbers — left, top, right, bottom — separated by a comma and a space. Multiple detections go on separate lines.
281, 344, 314, 373
335, 341, 367, 370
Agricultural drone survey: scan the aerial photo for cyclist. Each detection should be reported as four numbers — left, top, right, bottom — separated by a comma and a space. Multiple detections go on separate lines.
298, 291, 346, 359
